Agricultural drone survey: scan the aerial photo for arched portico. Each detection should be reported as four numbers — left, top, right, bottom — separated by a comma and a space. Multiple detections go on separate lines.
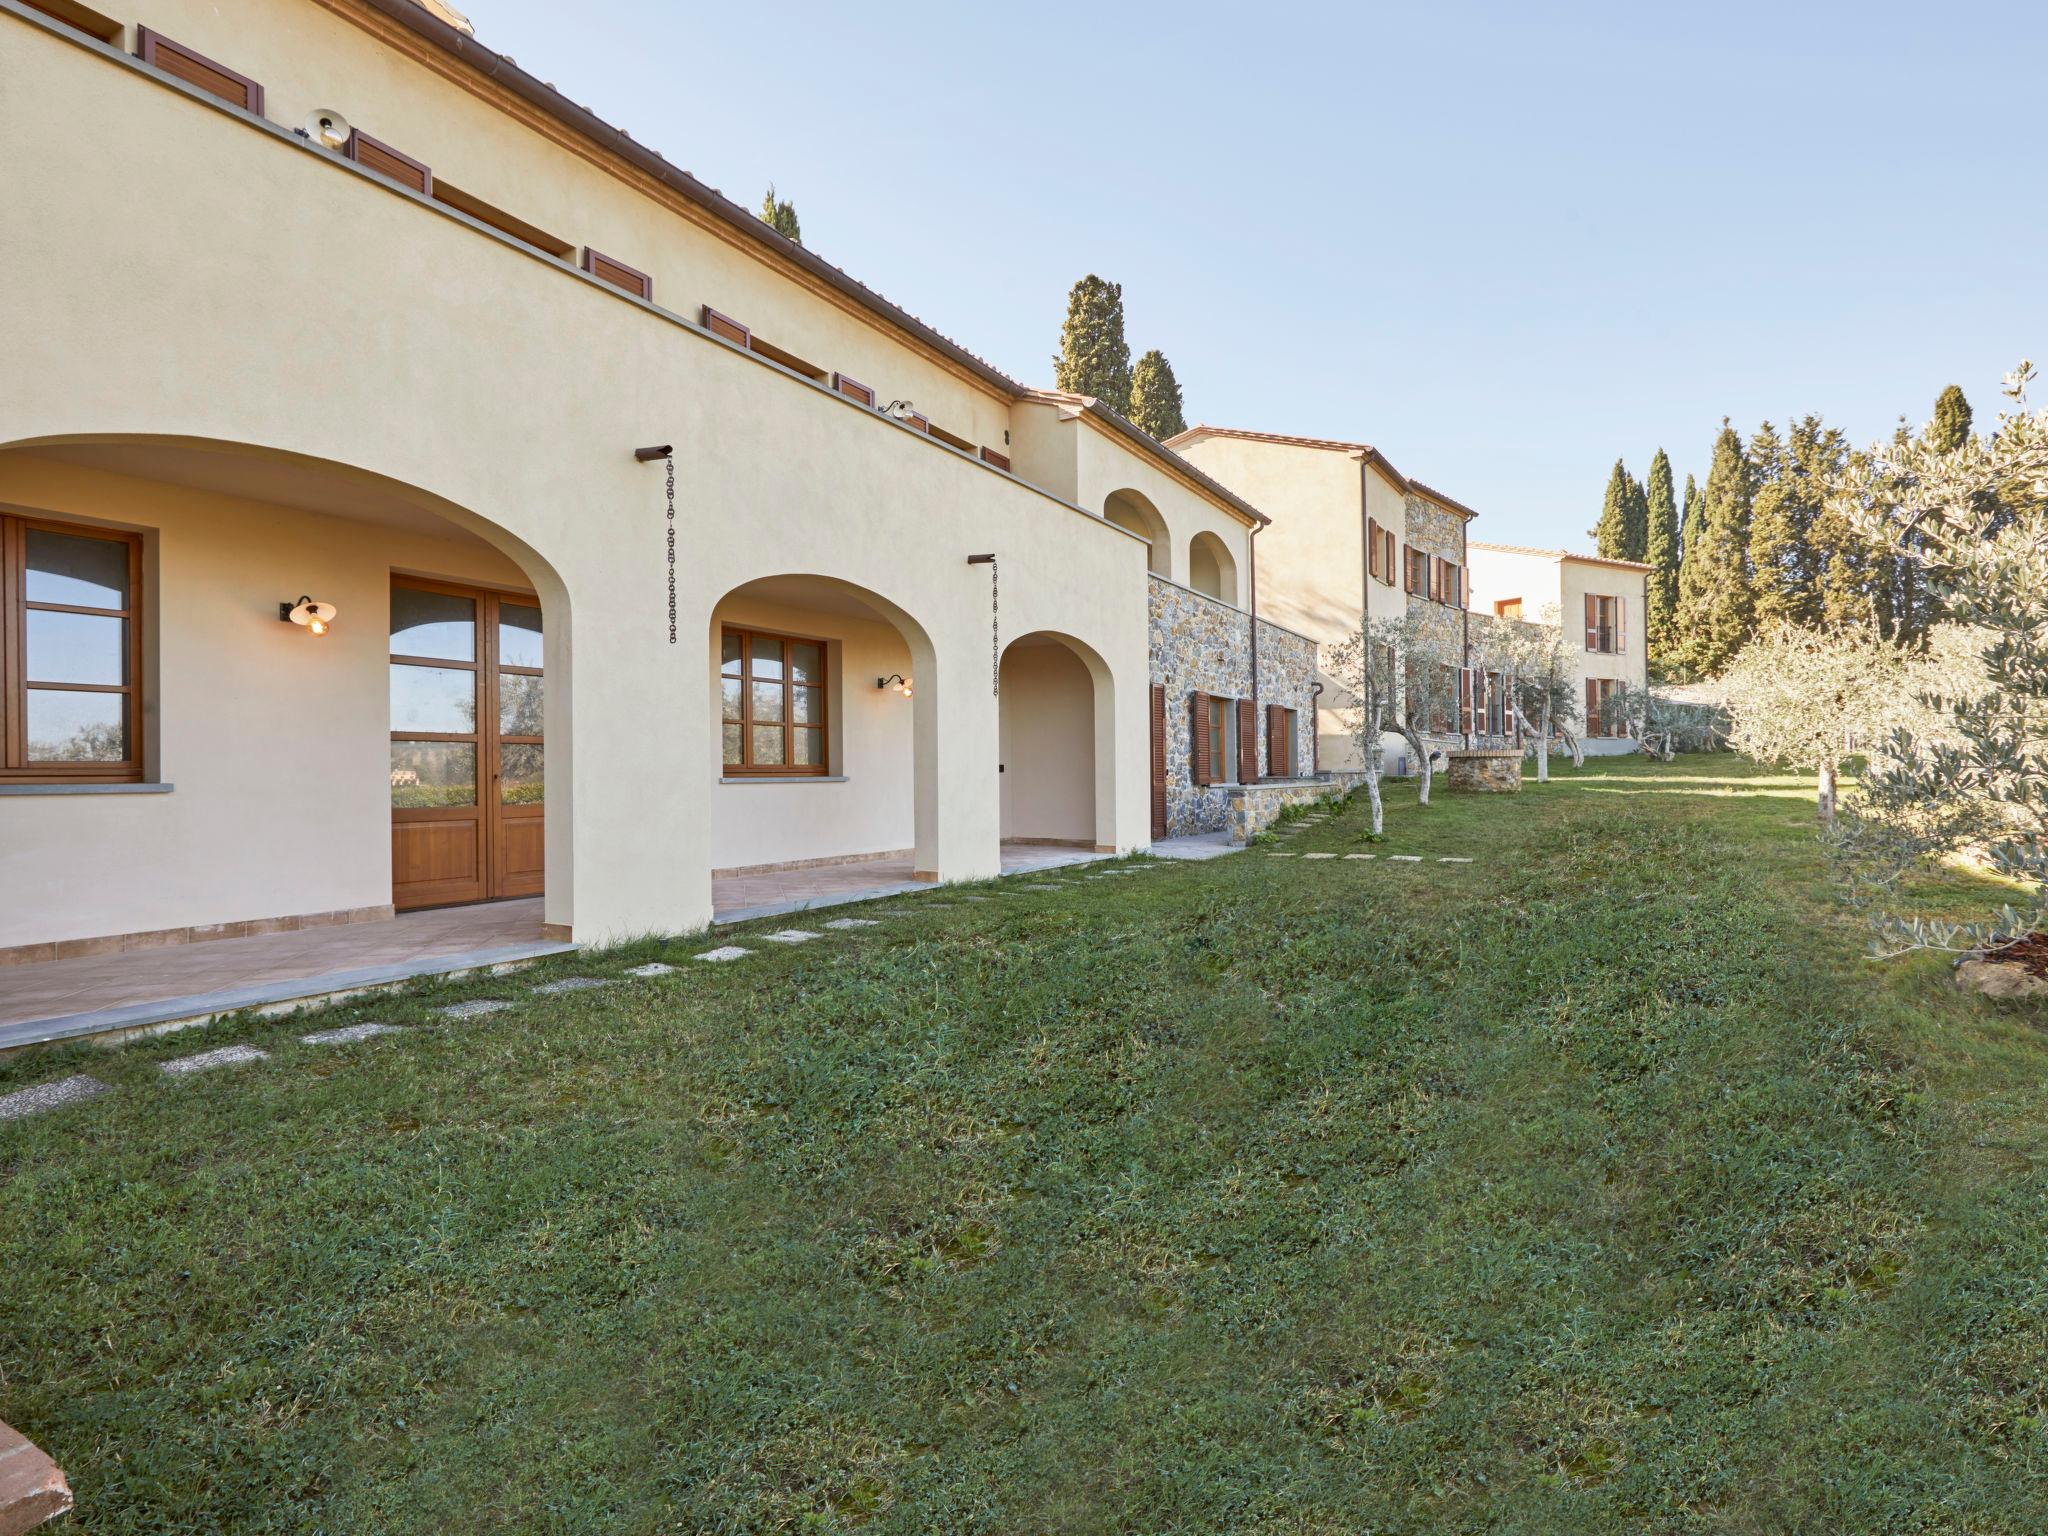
998, 630, 1117, 855
1189, 530, 1239, 605
0, 433, 580, 948
1103, 488, 1170, 577
707, 573, 943, 905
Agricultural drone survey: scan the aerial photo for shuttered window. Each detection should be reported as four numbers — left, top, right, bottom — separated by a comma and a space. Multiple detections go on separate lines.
1236, 697, 1259, 785
1190, 689, 1211, 786
980, 446, 1011, 471
1584, 594, 1619, 653
1266, 702, 1292, 778
1382, 527, 1397, 584
1368, 518, 1381, 582
832, 373, 875, 407
345, 130, 431, 195
1, 516, 144, 784
136, 27, 264, 114
582, 248, 652, 300
701, 306, 751, 347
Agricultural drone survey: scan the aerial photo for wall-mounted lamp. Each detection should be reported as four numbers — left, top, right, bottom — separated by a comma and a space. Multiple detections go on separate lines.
280, 595, 338, 636
877, 673, 912, 698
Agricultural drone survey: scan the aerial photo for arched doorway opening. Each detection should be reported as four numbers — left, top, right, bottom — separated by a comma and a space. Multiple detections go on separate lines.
1189, 530, 1238, 604
1103, 488, 1169, 577
708, 573, 940, 912
0, 433, 573, 950
998, 630, 1114, 855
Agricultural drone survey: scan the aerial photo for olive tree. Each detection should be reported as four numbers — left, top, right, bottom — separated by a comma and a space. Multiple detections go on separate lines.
1827, 361, 2048, 955
1328, 612, 1461, 814
1497, 607, 1581, 781
1722, 622, 1910, 821
1325, 615, 1402, 835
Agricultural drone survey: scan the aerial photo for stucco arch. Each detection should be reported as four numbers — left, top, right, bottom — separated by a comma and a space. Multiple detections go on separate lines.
708, 572, 942, 878
1189, 530, 1239, 606
998, 629, 1117, 854
1103, 488, 1169, 577
0, 432, 583, 938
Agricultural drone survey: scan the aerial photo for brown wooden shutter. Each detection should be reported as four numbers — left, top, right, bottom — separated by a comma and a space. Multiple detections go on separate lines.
1237, 698, 1258, 784
136, 27, 263, 113
1385, 529, 1397, 585
1586, 678, 1601, 737
1451, 563, 1464, 609
1368, 518, 1381, 581
1402, 545, 1414, 594
902, 413, 930, 434
1149, 684, 1168, 839
1458, 668, 1474, 735
25, 0, 123, 42
1584, 593, 1599, 651
1615, 595, 1627, 653
701, 306, 751, 347
979, 446, 1011, 471
344, 130, 431, 195
1190, 691, 1212, 785
1267, 703, 1289, 777
832, 373, 875, 407
582, 248, 652, 300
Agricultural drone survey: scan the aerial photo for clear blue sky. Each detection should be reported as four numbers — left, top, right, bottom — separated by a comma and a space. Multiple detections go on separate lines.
463, 0, 2041, 549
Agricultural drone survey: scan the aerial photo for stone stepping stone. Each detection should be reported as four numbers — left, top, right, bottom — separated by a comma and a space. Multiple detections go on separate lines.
1387, 855, 1422, 863
625, 962, 675, 977
1266, 852, 1297, 858
0, 1074, 109, 1121
438, 999, 517, 1019
301, 1022, 404, 1046
1021, 883, 1064, 891
762, 929, 822, 944
160, 1044, 266, 1076
1344, 853, 1377, 860
695, 945, 751, 962
530, 976, 609, 995
1438, 856, 1474, 864
824, 918, 881, 929
1302, 852, 1336, 860
963, 896, 994, 903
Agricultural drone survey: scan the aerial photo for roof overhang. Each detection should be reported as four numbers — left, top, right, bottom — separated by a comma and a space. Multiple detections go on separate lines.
1026, 393, 1270, 528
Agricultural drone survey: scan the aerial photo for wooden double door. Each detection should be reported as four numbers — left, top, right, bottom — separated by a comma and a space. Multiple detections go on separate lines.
389, 577, 544, 910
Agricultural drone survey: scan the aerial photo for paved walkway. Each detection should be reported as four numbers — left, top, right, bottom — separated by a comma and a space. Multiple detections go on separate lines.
712, 843, 1113, 923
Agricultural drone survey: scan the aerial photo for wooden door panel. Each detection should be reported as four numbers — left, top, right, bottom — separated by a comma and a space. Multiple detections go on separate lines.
494, 811, 544, 897
393, 816, 484, 908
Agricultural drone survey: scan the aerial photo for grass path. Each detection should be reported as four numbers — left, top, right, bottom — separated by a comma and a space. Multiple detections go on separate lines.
2, 756, 2045, 1532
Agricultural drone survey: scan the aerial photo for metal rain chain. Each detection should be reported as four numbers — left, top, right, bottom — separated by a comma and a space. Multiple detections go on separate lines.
967, 553, 998, 695
635, 443, 677, 643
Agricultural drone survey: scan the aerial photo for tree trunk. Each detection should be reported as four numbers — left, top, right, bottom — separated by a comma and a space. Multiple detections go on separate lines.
1817, 759, 1838, 823
1537, 702, 1551, 783
1398, 724, 1433, 807
1364, 702, 1385, 834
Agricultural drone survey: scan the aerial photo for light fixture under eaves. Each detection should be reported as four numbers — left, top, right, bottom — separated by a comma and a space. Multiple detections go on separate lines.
281, 595, 338, 635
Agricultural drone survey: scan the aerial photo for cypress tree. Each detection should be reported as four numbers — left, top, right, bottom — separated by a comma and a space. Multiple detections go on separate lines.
1592, 459, 1631, 559
1128, 349, 1187, 440
1931, 384, 1972, 453
1746, 418, 1816, 629
1644, 448, 1680, 667
759, 184, 801, 243
1675, 421, 1756, 676
1623, 470, 1650, 561
1053, 276, 1133, 417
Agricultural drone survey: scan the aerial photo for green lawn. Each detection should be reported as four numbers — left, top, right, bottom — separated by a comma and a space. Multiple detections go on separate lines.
4, 756, 2046, 1533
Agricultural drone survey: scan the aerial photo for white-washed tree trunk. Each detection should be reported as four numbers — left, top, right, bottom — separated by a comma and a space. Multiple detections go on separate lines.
1817, 759, 1838, 824
1534, 703, 1551, 782
1560, 728, 1585, 768
1398, 724, 1433, 806
1363, 702, 1386, 834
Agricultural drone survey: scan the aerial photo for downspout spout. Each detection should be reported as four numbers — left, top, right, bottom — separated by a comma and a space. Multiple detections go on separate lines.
1248, 524, 1261, 781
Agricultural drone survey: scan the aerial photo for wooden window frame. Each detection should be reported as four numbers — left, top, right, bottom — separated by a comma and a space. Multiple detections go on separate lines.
721, 626, 829, 777
1494, 597, 1523, 621
1586, 593, 1618, 654
1, 515, 144, 784
582, 247, 652, 300
135, 27, 264, 114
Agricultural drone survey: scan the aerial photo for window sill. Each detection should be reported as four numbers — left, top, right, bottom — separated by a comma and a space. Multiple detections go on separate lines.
719, 775, 848, 785
0, 781, 174, 796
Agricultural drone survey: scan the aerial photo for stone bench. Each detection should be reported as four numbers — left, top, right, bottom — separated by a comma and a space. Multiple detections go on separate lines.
1445, 748, 1522, 793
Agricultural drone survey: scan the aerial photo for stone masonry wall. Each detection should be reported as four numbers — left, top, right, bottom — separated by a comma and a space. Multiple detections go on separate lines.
1149, 576, 1319, 837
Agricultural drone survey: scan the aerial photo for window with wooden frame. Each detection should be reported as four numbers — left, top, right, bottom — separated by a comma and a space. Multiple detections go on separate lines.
1, 516, 143, 783
1403, 544, 1430, 596
1584, 593, 1623, 653
1586, 677, 1622, 737
1494, 597, 1523, 621
345, 129, 431, 196
135, 27, 263, 114
721, 627, 827, 775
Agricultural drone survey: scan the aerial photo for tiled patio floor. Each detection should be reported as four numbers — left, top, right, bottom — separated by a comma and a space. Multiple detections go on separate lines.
0, 900, 563, 1050
1, 845, 1124, 1050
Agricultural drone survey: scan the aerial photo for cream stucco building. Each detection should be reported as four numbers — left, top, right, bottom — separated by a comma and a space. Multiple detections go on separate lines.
0, 0, 1330, 978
